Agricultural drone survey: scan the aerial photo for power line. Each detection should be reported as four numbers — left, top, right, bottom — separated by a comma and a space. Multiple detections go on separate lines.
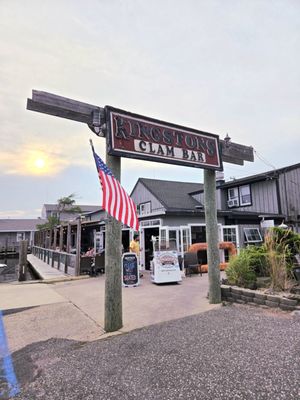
253, 149, 276, 170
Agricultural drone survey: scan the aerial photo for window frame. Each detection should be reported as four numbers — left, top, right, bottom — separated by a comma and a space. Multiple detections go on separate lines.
244, 228, 262, 243
139, 201, 151, 216
227, 184, 252, 208
239, 185, 252, 206
16, 232, 26, 242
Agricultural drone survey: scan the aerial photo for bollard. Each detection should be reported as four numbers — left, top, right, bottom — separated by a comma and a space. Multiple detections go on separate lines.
18, 240, 28, 282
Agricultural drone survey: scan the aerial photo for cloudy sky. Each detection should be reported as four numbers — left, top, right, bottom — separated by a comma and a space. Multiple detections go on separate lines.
1, 0, 299, 218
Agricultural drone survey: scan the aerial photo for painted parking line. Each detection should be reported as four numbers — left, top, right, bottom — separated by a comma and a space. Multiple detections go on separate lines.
0, 310, 20, 398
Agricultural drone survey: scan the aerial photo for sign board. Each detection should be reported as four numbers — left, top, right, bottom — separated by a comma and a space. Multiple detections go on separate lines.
122, 252, 139, 287
106, 106, 222, 170
261, 220, 274, 229
150, 250, 182, 284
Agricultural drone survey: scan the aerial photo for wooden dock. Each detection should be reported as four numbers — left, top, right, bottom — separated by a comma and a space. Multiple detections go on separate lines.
27, 254, 88, 283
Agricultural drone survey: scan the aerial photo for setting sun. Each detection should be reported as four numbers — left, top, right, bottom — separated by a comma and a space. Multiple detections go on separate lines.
34, 158, 46, 169
24, 151, 52, 175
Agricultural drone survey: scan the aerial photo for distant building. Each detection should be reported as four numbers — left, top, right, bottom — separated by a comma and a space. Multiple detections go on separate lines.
0, 219, 46, 253
41, 204, 101, 221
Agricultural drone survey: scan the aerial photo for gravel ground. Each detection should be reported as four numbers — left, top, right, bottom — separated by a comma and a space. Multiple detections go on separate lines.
10, 304, 300, 400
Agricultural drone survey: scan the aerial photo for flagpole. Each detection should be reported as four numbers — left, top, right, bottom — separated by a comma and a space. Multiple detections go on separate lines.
104, 140, 123, 332
89, 138, 95, 154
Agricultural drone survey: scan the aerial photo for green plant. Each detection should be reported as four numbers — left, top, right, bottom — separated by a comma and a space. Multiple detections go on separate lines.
56, 193, 82, 221
37, 215, 60, 230
244, 245, 268, 277
269, 227, 300, 267
263, 228, 296, 291
226, 249, 256, 288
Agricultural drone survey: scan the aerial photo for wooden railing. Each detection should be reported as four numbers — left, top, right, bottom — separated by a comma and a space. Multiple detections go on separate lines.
32, 246, 77, 275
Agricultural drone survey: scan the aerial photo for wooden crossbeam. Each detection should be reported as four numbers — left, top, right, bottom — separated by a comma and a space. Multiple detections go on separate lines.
27, 99, 93, 124
27, 90, 104, 126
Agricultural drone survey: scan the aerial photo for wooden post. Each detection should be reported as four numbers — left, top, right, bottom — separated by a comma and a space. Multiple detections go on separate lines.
18, 240, 28, 281
42, 230, 46, 248
49, 229, 53, 249
45, 234, 50, 249
75, 218, 81, 276
53, 228, 57, 249
45, 234, 50, 264
204, 169, 221, 304
59, 225, 64, 251
66, 223, 71, 253
104, 149, 123, 332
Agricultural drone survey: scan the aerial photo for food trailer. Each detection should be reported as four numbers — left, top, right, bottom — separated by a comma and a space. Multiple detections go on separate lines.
150, 236, 182, 284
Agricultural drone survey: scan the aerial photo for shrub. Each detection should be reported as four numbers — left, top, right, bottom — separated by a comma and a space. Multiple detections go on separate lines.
268, 227, 300, 269
244, 245, 268, 277
226, 249, 257, 288
264, 229, 290, 291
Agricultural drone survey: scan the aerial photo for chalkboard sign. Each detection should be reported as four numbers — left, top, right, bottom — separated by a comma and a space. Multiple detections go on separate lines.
122, 252, 139, 287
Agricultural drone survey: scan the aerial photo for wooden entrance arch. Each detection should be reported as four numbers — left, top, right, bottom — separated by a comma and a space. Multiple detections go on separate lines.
188, 241, 237, 273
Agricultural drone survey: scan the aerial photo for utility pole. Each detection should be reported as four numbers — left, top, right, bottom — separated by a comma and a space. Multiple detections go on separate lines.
204, 169, 221, 303
104, 139, 123, 332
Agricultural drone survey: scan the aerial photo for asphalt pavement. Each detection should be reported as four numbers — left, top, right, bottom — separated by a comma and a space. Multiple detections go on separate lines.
9, 304, 300, 400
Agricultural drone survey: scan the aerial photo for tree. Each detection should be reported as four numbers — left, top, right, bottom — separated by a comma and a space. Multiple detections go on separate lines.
56, 193, 82, 222
37, 194, 82, 231
37, 215, 60, 231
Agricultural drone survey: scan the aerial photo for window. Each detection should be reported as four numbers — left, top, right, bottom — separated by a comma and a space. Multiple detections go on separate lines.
228, 187, 238, 201
16, 232, 26, 242
244, 228, 262, 243
227, 187, 239, 207
140, 219, 161, 227
227, 185, 251, 208
139, 202, 151, 216
223, 227, 237, 246
239, 185, 251, 206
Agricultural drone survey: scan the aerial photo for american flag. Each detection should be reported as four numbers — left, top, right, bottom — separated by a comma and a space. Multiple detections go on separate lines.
92, 149, 139, 232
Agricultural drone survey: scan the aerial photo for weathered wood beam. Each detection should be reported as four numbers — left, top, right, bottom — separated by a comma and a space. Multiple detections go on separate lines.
32, 90, 100, 113
27, 90, 105, 129
27, 99, 93, 124
221, 155, 244, 166
220, 140, 254, 162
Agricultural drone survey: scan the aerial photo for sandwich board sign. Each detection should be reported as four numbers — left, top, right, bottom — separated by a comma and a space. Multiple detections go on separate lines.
122, 252, 139, 287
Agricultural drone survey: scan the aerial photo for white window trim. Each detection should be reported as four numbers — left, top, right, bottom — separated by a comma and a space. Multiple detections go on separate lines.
239, 185, 251, 206
244, 228, 262, 243
228, 184, 252, 208
139, 201, 151, 216
16, 232, 26, 242
227, 187, 239, 207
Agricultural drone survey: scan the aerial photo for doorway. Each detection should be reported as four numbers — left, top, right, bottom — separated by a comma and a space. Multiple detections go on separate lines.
143, 227, 159, 270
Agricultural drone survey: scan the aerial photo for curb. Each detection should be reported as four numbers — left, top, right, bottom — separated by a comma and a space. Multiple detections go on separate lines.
221, 285, 300, 312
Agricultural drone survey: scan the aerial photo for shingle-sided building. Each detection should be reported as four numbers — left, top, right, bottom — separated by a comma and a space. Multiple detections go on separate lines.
41, 204, 101, 221
0, 219, 46, 253
130, 162, 300, 269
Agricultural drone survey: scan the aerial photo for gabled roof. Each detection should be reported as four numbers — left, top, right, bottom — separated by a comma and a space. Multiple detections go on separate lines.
135, 178, 203, 211
220, 162, 300, 188
0, 219, 47, 232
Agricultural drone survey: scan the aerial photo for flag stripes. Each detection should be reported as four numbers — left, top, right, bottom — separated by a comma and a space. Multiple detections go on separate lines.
93, 151, 139, 232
